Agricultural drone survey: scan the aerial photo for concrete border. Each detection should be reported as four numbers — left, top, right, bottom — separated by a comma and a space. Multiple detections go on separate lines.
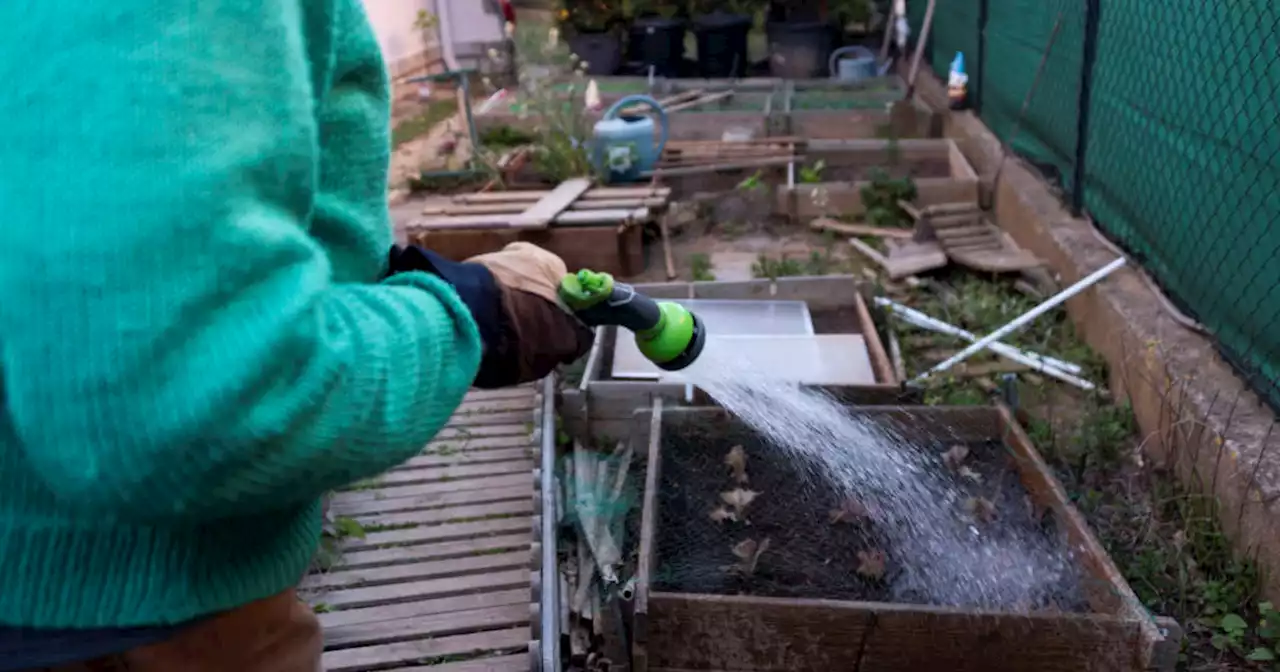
911, 72, 1280, 599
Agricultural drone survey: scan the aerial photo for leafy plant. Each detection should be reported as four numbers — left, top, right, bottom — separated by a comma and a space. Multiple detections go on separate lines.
798, 160, 826, 184
690, 253, 716, 281
559, 0, 624, 32
626, 0, 684, 19
860, 168, 917, 229
689, 0, 766, 17
736, 169, 766, 192
486, 22, 599, 184
478, 125, 537, 150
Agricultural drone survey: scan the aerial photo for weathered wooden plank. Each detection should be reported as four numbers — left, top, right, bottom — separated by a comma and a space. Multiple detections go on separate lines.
373, 459, 535, 487
645, 593, 870, 670
393, 654, 530, 672
633, 401, 664, 672
446, 410, 537, 427
854, 292, 896, 384
645, 592, 1147, 672
316, 569, 530, 611
319, 590, 530, 629
306, 551, 529, 591
463, 385, 538, 399
401, 447, 536, 469
322, 627, 530, 672
512, 178, 595, 228
331, 486, 534, 517
433, 424, 532, 440
349, 500, 533, 529
337, 533, 531, 570
425, 434, 536, 454
324, 603, 531, 649
342, 518, 532, 551
454, 398, 539, 415
336, 473, 531, 503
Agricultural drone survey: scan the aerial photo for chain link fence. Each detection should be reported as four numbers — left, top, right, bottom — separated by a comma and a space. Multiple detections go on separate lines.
911, 0, 1280, 413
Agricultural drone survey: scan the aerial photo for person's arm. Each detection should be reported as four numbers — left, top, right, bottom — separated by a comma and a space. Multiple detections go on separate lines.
0, 2, 482, 520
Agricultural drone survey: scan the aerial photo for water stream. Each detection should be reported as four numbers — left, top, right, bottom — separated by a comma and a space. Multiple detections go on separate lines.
669, 348, 1079, 610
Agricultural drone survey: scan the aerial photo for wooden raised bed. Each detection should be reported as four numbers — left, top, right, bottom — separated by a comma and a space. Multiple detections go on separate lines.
777, 138, 980, 220
559, 276, 909, 440
406, 185, 661, 277
627, 404, 1181, 672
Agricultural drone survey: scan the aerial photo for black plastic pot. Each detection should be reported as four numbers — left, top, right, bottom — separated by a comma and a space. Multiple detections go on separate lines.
765, 20, 838, 79
568, 30, 623, 76
628, 16, 686, 78
693, 12, 752, 79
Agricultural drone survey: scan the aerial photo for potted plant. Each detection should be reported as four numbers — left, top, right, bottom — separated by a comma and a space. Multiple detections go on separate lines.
625, 0, 687, 78
559, 0, 625, 76
764, 0, 838, 79
689, 0, 762, 78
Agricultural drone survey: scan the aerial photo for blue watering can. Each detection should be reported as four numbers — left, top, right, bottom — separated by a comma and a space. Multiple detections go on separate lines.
592, 95, 670, 183
829, 45, 878, 82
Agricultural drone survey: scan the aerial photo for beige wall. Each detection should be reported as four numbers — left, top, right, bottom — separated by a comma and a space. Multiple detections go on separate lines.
363, 0, 439, 66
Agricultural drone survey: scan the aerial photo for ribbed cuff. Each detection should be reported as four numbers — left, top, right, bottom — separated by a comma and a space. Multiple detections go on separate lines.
0, 501, 320, 629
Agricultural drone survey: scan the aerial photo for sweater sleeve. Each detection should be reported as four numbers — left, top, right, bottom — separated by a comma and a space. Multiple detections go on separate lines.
0, 2, 482, 520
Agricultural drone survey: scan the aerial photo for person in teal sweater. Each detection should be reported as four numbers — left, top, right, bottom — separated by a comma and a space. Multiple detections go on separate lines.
0, 1, 592, 670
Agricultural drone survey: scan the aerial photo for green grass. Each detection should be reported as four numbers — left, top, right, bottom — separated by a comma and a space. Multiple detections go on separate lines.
690, 253, 716, 282
391, 99, 459, 149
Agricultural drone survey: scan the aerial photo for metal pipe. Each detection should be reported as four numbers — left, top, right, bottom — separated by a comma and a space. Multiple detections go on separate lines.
539, 375, 560, 672
913, 257, 1127, 383
874, 297, 1086, 375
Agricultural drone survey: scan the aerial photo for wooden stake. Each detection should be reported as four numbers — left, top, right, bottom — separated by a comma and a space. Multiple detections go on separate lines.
905, 0, 937, 100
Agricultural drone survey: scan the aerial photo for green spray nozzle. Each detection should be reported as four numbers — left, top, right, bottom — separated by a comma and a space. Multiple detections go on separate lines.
559, 268, 706, 371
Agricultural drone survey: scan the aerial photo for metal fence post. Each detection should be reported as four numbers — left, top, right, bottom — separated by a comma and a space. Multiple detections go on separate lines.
975, 0, 989, 114
1071, 0, 1102, 215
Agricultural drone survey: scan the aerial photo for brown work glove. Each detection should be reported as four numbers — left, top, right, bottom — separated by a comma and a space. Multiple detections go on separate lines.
465, 243, 594, 389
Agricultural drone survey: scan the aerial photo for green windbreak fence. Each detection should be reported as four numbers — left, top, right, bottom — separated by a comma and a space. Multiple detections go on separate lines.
911, 0, 1280, 411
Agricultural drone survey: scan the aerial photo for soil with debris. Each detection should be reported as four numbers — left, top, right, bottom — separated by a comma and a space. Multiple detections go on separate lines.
653, 421, 1089, 610
821, 159, 952, 183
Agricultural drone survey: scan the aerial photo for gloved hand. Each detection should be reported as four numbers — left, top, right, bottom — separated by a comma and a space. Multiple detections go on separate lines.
387, 242, 594, 389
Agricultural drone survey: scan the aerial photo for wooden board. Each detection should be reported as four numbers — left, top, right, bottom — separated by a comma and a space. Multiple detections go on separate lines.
410, 224, 645, 278
323, 603, 531, 649
510, 178, 593, 228
332, 486, 535, 518
347, 499, 534, 529
315, 569, 531, 611
645, 593, 1149, 672
341, 518, 533, 552
432, 424, 533, 440
372, 459, 535, 487
322, 627, 529, 672
446, 410, 537, 427
337, 473, 534, 503
399, 447, 536, 469
304, 551, 530, 591
337, 533, 531, 570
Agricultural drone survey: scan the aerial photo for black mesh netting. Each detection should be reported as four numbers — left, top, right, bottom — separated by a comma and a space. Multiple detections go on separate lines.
649, 416, 1089, 611
908, 0, 1280, 412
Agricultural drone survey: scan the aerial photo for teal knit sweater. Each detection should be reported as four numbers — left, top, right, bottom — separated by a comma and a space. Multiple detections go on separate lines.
0, 1, 483, 628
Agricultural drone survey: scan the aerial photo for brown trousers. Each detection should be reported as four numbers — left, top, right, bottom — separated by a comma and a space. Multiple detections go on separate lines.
36, 590, 321, 672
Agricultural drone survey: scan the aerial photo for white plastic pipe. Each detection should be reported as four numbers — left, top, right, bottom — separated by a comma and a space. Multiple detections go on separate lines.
874, 297, 1084, 374
913, 257, 1127, 383
875, 297, 1094, 391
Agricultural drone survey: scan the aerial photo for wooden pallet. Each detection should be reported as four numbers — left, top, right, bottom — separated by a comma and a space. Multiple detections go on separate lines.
412, 183, 671, 232
901, 200, 1043, 273
308, 385, 544, 672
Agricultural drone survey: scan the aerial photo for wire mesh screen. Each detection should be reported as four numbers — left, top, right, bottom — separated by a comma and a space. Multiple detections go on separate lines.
1081, 1, 1280, 408
908, 0, 1280, 411
648, 413, 1089, 611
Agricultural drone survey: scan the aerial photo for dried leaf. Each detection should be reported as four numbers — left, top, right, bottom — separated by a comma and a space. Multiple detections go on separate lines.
708, 507, 738, 524
942, 444, 970, 472
720, 489, 760, 517
724, 445, 749, 484
856, 549, 887, 580
828, 497, 871, 525
958, 466, 983, 484
1024, 495, 1048, 523
964, 496, 998, 524
723, 537, 771, 576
